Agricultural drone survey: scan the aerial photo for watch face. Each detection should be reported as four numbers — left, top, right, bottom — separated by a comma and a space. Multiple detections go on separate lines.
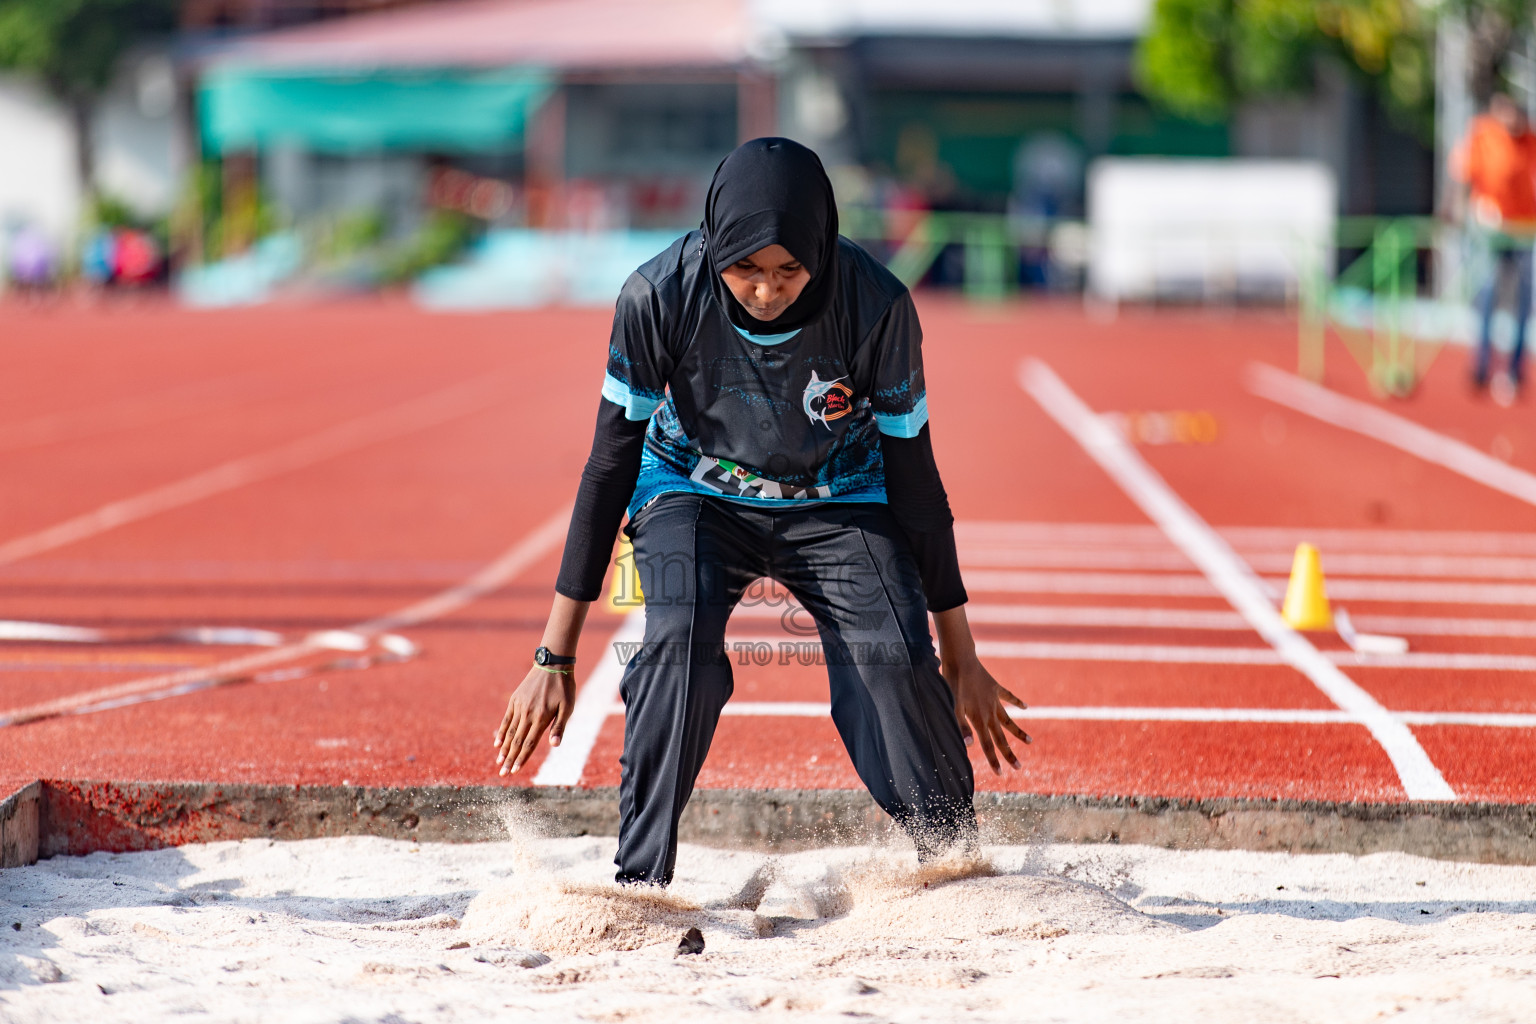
534, 647, 550, 665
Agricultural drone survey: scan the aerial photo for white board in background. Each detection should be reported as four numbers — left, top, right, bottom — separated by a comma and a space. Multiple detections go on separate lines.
1087, 158, 1336, 304
0, 77, 79, 245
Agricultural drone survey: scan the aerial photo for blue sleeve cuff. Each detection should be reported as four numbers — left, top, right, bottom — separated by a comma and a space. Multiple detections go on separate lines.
873, 394, 929, 438
602, 371, 663, 422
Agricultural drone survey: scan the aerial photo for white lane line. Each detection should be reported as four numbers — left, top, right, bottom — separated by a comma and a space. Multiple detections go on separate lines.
721, 635, 1536, 672
1223, 524, 1536, 556
965, 570, 1221, 597
533, 609, 645, 786
1314, 578, 1536, 605
1397, 711, 1536, 727
603, 702, 828, 718
1262, 553, 1536, 580
722, 634, 1284, 665
0, 370, 275, 454
1247, 361, 1536, 507
0, 372, 512, 568
698, 701, 835, 718
715, 601, 1536, 640
1349, 614, 1536, 639
0, 506, 573, 727
955, 522, 1167, 545
960, 545, 1536, 580
1020, 358, 1454, 800
960, 547, 1195, 571
967, 604, 1249, 630
958, 520, 1536, 556
601, 702, 1536, 729
978, 641, 1282, 664
966, 603, 1536, 639
978, 643, 1536, 672
1327, 651, 1536, 671
963, 569, 1536, 607
1006, 706, 1348, 724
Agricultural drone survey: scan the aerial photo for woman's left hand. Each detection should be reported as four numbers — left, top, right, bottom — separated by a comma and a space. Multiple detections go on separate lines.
942, 652, 1031, 774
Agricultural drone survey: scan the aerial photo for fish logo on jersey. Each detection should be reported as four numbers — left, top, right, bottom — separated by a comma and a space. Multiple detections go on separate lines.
802, 371, 854, 428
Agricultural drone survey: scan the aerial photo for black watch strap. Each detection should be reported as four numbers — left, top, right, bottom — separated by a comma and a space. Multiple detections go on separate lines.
534, 646, 577, 666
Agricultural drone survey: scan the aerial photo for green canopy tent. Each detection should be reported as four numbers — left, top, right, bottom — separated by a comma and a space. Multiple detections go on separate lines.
199, 67, 554, 153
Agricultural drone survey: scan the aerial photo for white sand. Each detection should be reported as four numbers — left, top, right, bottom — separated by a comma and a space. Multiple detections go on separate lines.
4, 825, 1536, 1023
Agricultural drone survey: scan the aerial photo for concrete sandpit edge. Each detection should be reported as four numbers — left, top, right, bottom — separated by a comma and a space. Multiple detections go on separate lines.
0, 779, 1533, 867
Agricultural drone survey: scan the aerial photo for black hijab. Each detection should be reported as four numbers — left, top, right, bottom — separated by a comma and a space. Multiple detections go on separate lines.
702, 137, 839, 335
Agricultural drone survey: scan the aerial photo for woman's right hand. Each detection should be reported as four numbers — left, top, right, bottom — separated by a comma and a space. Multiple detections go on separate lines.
495, 594, 591, 775
494, 664, 577, 775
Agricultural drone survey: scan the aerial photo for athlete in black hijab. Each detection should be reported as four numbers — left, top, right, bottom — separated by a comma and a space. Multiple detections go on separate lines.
704, 137, 839, 335
494, 138, 1029, 885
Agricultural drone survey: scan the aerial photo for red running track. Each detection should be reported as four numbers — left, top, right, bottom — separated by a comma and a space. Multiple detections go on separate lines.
2, 297, 1534, 806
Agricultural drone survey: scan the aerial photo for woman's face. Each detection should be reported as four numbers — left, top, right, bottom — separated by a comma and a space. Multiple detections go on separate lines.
719, 244, 811, 322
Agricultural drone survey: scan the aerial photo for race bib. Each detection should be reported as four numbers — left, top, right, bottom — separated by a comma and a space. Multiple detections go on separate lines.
688, 454, 832, 500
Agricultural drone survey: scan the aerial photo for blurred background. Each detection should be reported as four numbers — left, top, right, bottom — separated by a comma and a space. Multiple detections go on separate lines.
0, 0, 1525, 357
9, 0, 1536, 844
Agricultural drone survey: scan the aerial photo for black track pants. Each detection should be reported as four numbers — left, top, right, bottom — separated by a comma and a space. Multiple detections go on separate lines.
614, 494, 976, 885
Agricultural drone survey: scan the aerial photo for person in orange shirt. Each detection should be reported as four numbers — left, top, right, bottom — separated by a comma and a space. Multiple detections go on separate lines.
1452, 92, 1536, 402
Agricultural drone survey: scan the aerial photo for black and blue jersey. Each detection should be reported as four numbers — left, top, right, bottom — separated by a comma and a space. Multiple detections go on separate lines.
600, 230, 928, 517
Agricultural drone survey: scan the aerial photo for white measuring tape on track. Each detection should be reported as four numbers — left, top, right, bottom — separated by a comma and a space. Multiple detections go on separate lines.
0, 505, 574, 728
0, 619, 420, 722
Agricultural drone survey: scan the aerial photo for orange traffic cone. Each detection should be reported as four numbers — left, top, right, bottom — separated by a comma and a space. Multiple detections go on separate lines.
607, 536, 644, 613
1280, 542, 1332, 630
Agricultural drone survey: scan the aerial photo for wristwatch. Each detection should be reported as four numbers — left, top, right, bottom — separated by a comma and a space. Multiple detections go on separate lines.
533, 646, 577, 667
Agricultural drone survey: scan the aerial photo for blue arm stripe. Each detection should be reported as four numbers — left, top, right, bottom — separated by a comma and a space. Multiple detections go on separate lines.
601, 372, 663, 421
873, 394, 929, 438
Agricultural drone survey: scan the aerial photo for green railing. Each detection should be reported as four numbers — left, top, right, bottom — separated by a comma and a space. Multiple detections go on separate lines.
1299, 216, 1527, 397
1300, 217, 1436, 397
845, 206, 1485, 400
839, 208, 1053, 300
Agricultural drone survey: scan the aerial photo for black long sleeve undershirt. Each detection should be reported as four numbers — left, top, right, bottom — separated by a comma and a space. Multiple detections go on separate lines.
555, 399, 648, 602
554, 403, 968, 612
879, 425, 968, 612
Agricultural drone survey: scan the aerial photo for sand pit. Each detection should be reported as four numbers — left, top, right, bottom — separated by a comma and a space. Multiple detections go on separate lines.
5, 830, 1536, 1022
463, 878, 704, 956
820, 871, 1171, 944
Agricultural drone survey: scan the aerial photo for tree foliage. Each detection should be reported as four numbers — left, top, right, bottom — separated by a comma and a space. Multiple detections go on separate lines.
0, 0, 180, 183
0, 0, 179, 101
1136, 0, 1534, 135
